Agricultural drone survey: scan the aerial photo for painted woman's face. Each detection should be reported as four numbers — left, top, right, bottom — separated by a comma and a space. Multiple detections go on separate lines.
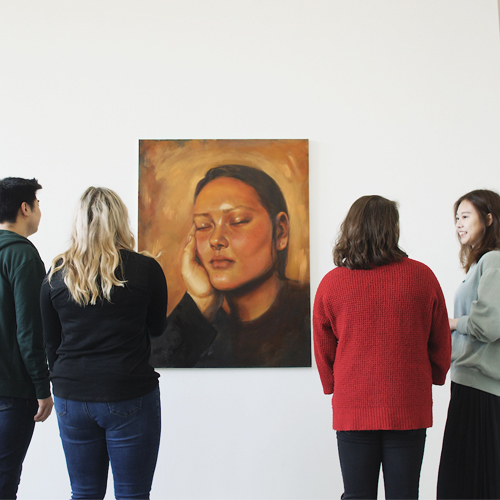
193, 177, 277, 292
456, 199, 485, 248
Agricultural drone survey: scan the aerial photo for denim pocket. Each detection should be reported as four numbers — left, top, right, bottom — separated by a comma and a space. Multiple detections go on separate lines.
54, 397, 67, 416
108, 397, 143, 417
0, 397, 14, 411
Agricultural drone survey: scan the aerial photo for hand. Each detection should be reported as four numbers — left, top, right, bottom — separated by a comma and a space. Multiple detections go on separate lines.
181, 226, 222, 320
449, 318, 459, 332
34, 396, 54, 422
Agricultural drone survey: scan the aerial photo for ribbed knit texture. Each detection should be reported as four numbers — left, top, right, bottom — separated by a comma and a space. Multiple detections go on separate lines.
313, 258, 451, 431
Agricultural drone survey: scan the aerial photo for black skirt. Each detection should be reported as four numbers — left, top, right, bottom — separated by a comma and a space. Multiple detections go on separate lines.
437, 382, 500, 499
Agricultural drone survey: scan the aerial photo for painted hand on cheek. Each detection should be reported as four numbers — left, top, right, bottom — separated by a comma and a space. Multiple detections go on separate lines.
181, 225, 222, 320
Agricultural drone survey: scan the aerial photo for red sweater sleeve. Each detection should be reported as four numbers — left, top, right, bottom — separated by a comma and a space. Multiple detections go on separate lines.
313, 274, 337, 394
428, 274, 452, 385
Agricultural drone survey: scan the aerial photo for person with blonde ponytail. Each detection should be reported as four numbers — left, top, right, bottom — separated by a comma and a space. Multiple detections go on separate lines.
40, 187, 167, 500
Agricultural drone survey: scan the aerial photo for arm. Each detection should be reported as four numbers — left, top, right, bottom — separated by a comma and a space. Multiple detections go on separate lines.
151, 293, 218, 368
313, 281, 337, 395
150, 229, 222, 368
456, 267, 500, 343
427, 283, 452, 385
40, 276, 62, 371
34, 396, 54, 422
12, 258, 51, 400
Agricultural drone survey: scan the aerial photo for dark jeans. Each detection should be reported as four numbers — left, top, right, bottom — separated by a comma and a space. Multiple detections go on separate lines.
55, 386, 161, 500
337, 429, 426, 500
0, 396, 38, 499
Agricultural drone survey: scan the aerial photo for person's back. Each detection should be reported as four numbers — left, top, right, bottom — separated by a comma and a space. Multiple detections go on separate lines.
315, 257, 449, 431
0, 177, 53, 499
44, 248, 165, 401
40, 186, 167, 500
313, 195, 451, 499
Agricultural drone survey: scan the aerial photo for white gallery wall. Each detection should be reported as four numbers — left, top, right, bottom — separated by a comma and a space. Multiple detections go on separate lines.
1, 1, 500, 499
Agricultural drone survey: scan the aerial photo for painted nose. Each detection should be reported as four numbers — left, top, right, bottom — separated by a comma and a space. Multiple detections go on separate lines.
209, 225, 229, 250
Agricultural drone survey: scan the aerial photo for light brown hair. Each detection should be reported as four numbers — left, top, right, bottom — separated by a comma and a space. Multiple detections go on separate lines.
333, 195, 407, 270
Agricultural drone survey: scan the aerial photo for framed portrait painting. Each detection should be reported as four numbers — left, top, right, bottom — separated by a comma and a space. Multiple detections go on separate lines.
139, 139, 311, 368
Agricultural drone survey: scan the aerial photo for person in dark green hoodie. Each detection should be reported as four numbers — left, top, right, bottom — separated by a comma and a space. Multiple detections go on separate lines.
0, 177, 53, 499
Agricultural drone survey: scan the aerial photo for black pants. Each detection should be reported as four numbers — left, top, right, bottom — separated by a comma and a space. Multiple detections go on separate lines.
337, 429, 426, 499
437, 382, 500, 499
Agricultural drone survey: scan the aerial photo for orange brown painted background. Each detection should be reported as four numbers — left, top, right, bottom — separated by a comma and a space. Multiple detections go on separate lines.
138, 139, 309, 315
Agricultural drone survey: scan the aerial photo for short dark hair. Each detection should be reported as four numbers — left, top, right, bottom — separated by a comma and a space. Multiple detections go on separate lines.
333, 195, 407, 270
0, 177, 42, 224
454, 189, 500, 272
194, 165, 289, 279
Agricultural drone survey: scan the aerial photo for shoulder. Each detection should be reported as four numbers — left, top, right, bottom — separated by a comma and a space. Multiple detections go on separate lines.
315, 267, 354, 298
121, 250, 165, 279
284, 280, 309, 301
404, 257, 435, 273
394, 258, 444, 294
397, 257, 438, 278
317, 267, 340, 287
45, 264, 64, 284
0, 232, 39, 256
122, 249, 157, 267
320, 266, 349, 281
0, 233, 44, 274
478, 250, 500, 270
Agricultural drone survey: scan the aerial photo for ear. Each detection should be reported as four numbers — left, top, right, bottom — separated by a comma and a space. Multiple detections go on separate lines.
486, 213, 493, 227
19, 202, 31, 218
275, 212, 290, 251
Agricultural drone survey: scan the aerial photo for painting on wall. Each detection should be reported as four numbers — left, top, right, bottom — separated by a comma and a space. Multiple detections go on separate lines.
139, 139, 311, 368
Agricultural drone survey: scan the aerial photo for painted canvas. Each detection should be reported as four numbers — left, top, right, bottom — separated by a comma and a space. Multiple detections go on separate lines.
139, 139, 311, 368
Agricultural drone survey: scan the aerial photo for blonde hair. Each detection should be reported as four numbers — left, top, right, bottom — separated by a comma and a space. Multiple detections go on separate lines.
49, 187, 136, 306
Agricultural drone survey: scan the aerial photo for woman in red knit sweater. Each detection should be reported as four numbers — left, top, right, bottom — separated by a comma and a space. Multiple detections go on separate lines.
313, 195, 451, 499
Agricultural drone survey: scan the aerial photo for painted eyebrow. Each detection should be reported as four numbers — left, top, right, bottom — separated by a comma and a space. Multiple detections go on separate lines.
193, 205, 256, 217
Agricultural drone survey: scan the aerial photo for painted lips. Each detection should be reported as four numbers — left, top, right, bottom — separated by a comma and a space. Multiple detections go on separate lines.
210, 258, 235, 269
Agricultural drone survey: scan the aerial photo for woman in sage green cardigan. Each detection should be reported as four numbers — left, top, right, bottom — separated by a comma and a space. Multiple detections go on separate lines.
438, 189, 500, 499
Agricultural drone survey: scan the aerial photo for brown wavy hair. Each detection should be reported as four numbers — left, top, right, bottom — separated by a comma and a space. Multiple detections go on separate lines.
454, 189, 500, 272
333, 195, 407, 270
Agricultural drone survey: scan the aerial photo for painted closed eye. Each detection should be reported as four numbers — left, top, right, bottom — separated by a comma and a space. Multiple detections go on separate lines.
231, 218, 251, 226
195, 223, 213, 231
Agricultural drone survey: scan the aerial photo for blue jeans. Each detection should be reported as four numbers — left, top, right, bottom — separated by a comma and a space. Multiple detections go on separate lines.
55, 386, 161, 500
0, 396, 38, 499
337, 429, 426, 499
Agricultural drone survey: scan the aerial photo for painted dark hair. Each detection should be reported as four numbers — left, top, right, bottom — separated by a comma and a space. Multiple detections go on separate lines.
454, 189, 500, 272
194, 164, 289, 279
0, 177, 42, 224
333, 195, 407, 270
